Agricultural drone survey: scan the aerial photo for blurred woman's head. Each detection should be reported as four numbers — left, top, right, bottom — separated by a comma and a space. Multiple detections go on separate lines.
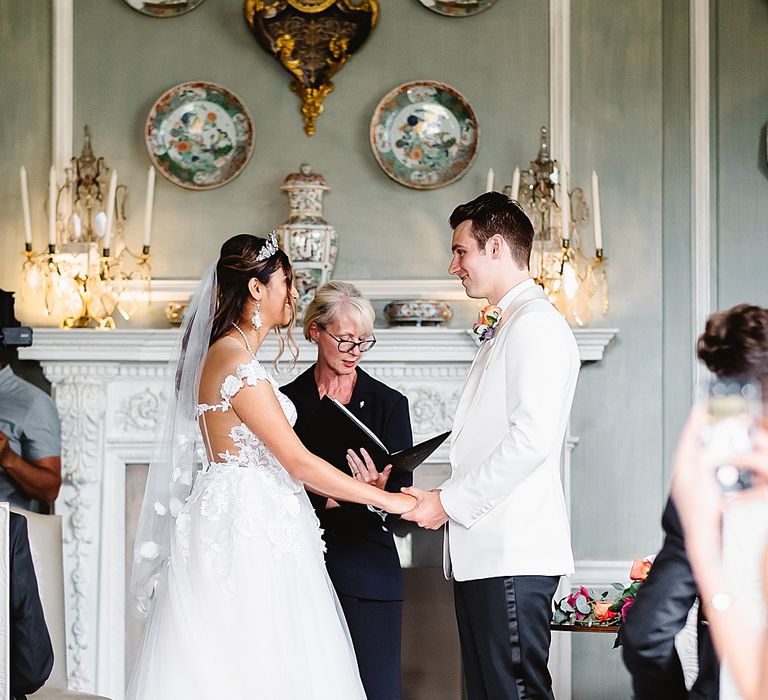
210, 233, 298, 363
303, 281, 376, 378
697, 304, 768, 392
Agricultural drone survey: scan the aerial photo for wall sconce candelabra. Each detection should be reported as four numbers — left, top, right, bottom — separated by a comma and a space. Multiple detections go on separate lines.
19, 126, 154, 328
491, 126, 608, 327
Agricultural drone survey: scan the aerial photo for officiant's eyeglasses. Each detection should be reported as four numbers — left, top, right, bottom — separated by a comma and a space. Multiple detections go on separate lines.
320, 327, 377, 353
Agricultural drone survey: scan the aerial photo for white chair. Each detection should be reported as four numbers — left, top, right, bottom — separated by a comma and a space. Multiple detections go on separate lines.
10, 508, 109, 700
0, 503, 11, 699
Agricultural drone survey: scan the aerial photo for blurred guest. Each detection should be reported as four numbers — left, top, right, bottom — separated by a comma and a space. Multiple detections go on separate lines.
623, 304, 768, 698
282, 281, 413, 700
9, 510, 54, 699
669, 411, 768, 700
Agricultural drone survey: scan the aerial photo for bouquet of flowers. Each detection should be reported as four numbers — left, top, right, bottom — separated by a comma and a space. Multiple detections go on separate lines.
552, 558, 653, 647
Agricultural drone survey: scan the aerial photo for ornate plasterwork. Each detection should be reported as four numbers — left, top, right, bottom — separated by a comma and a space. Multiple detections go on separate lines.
53, 377, 105, 689
396, 384, 462, 435
116, 388, 165, 433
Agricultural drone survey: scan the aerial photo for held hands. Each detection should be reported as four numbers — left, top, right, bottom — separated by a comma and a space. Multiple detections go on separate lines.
400, 487, 449, 530
383, 491, 417, 515
347, 448, 393, 490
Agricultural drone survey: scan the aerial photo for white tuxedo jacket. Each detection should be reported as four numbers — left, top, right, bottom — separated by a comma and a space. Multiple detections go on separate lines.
440, 280, 579, 581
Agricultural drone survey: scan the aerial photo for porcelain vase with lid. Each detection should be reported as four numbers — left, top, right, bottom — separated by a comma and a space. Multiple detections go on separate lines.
277, 163, 338, 319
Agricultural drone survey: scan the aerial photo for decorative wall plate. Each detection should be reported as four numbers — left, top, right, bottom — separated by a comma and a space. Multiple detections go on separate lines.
123, 0, 207, 18
370, 81, 479, 190
145, 82, 254, 190
418, 0, 497, 17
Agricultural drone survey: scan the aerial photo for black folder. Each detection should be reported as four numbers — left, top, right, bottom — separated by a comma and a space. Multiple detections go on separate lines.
315, 396, 450, 474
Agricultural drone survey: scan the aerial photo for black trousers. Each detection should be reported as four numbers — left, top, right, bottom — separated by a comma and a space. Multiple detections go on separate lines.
454, 575, 560, 700
338, 593, 403, 700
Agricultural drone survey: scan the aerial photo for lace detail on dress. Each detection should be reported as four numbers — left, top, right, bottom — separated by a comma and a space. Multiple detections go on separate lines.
172, 358, 314, 596
195, 358, 274, 415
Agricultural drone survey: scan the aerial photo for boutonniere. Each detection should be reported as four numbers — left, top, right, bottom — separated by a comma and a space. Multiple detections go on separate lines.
472, 304, 502, 342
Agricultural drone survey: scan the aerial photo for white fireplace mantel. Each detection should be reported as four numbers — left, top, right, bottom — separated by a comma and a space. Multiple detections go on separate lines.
21, 326, 617, 363
20, 326, 616, 697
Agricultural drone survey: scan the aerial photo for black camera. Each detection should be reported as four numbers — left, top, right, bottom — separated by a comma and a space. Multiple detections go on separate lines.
0, 290, 33, 349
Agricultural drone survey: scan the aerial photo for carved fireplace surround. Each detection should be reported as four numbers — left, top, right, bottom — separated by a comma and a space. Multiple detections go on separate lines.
20, 326, 615, 698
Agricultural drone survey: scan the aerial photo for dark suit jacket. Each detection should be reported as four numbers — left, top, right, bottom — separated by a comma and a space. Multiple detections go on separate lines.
10, 512, 54, 700
281, 366, 413, 601
622, 498, 718, 700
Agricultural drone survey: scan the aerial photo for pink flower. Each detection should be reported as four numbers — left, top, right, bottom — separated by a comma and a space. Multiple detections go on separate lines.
621, 597, 635, 621
566, 586, 591, 620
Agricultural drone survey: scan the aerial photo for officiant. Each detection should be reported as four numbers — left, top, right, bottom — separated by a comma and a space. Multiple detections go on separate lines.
282, 281, 413, 700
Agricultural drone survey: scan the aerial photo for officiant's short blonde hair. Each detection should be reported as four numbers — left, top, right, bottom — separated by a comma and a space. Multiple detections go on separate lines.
303, 281, 375, 340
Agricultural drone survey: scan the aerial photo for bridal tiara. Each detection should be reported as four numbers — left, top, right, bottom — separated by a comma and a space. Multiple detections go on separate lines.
256, 231, 279, 262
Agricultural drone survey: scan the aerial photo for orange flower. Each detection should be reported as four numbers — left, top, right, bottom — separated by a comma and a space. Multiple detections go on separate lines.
593, 600, 618, 622
479, 305, 502, 326
630, 559, 652, 581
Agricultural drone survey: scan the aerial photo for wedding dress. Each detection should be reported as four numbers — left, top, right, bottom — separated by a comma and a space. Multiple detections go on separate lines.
126, 354, 366, 699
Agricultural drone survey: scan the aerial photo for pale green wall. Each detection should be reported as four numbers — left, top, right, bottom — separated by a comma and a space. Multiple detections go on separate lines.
72, 0, 549, 281
569, 1, 665, 695
661, 0, 693, 491
0, 0, 51, 302
715, 0, 768, 308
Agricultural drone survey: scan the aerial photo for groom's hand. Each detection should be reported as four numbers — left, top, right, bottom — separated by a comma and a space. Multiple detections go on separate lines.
400, 487, 449, 530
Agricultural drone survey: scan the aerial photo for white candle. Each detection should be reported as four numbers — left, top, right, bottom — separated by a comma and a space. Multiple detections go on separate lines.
71, 213, 82, 240
48, 165, 57, 247
143, 166, 155, 247
20, 166, 32, 245
94, 212, 107, 237
591, 170, 603, 251
560, 168, 570, 243
510, 167, 520, 201
486, 167, 495, 192
103, 169, 118, 252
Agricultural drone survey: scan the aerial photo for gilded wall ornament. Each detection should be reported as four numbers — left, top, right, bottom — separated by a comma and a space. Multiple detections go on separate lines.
244, 0, 379, 136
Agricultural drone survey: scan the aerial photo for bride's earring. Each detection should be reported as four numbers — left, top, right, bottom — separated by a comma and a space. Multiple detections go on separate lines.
251, 302, 263, 331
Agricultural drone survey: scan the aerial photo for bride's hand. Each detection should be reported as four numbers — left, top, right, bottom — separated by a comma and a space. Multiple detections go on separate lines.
382, 491, 417, 515
347, 448, 392, 490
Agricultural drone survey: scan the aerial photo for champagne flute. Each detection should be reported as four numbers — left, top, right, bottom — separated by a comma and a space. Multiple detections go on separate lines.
701, 378, 762, 492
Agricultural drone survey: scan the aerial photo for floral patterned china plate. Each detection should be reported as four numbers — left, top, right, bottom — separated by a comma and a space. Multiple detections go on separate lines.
123, 0, 207, 19
418, 0, 497, 18
145, 82, 254, 190
370, 81, 479, 190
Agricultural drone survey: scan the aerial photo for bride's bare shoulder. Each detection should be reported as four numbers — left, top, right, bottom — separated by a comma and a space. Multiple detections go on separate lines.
202, 336, 253, 380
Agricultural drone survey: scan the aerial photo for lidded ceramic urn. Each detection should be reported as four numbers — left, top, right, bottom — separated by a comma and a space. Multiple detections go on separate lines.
277, 163, 338, 319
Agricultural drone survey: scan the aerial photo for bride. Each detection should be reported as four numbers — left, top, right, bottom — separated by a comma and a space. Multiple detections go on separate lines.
127, 233, 415, 699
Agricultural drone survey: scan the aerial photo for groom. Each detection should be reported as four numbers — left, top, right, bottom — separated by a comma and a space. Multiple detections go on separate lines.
403, 192, 580, 699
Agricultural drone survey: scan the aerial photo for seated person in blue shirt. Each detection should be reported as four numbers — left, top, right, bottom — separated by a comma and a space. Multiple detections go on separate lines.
0, 291, 62, 511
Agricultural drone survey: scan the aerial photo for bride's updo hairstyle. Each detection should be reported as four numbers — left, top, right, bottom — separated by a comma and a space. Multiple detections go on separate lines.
210, 233, 298, 366
696, 304, 768, 390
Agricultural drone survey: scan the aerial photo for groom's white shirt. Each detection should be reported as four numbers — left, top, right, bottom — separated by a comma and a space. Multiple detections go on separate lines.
439, 278, 579, 581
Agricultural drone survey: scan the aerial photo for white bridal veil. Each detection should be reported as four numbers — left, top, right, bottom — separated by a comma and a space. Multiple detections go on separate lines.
130, 263, 217, 614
